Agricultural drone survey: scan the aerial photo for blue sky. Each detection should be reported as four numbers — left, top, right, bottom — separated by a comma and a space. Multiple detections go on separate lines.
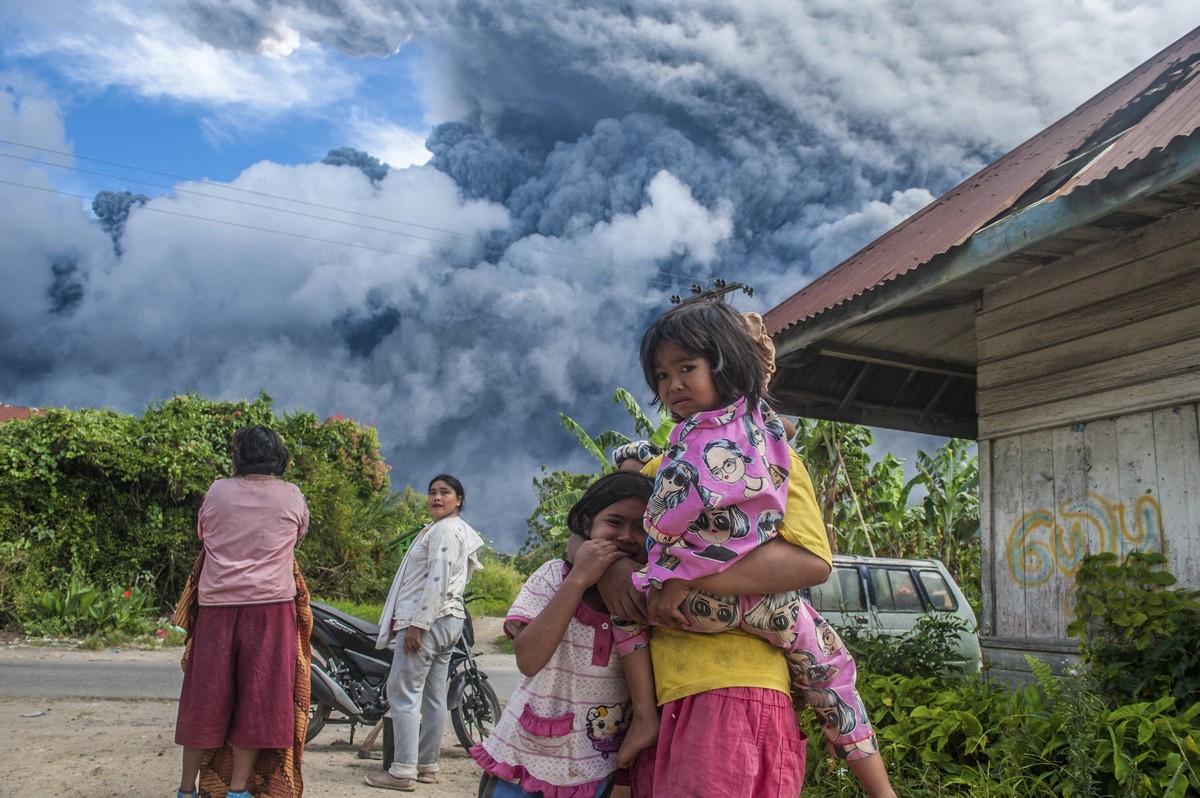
1, 1, 1196, 552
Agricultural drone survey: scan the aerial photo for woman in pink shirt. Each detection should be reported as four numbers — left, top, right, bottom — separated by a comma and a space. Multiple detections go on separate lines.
175, 426, 309, 798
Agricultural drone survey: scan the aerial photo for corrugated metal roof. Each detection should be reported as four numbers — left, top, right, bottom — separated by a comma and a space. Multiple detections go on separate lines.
0, 404, 42, 424
766, 26, 1200, 337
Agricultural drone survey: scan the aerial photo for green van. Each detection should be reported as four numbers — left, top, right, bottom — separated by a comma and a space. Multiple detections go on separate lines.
805, 554, 982, 673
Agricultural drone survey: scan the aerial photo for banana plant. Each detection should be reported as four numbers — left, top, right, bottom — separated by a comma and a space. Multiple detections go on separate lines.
790, 417, 875, 554
521, 389, 675, 573
914, 438, 979, 584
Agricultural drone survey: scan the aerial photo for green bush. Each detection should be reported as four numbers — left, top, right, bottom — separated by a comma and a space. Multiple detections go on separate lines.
1068, 551, 1200, 706
467, 550, 524, 616
837, 610, 973, 679
800, 555, 1200, 797
0, 393, 433, 629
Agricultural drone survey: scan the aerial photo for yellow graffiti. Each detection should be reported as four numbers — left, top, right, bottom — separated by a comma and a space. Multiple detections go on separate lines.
1007, 493, 1164, 588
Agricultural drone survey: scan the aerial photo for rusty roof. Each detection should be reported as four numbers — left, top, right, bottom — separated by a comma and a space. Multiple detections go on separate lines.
0, 404, 43, 424
765, 26, 1200, 336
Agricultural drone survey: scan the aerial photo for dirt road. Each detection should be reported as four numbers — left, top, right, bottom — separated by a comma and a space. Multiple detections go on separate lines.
0, 618, 511, 798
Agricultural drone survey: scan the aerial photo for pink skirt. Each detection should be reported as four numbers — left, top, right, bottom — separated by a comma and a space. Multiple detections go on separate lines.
629, 687, 806, 798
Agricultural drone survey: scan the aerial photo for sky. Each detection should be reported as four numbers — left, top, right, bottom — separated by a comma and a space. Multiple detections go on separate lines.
1, 1, 1196, 554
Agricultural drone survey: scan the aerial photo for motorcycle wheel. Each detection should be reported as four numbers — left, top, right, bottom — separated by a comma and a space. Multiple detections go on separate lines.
449, 671, 501, 751
306, 698, 332, 743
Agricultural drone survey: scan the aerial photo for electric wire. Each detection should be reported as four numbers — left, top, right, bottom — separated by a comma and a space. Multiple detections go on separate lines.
0, 177, 667, 302
0, 138, 717, 287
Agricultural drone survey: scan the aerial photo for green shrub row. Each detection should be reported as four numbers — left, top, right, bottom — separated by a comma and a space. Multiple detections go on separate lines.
0, 393, 430, 633
799, 667, 1199, 798
801, 552, 1200, 796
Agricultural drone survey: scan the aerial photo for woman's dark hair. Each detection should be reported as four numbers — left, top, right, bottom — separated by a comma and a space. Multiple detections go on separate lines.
428, 473, 466, 512
567, 471, 654, 537
639, 297, 770, 413
232, 426, 290, 476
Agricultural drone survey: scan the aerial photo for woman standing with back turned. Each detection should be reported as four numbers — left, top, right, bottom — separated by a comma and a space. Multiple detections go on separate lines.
175, 425, 310, 798
366, 474, 486, 791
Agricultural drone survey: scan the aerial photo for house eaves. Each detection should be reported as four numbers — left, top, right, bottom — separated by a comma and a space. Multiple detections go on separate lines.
765, 26, 1200, 352
772, 127, 1200, 360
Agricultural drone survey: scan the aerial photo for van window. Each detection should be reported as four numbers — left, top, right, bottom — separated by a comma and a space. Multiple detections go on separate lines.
809, 567, 867, 613
872, 568, 923, 612
917, 570, 959, 611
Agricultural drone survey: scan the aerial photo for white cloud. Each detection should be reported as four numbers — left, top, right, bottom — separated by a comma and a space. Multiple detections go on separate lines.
345, 109, 432, 169
5, 0, 357, 112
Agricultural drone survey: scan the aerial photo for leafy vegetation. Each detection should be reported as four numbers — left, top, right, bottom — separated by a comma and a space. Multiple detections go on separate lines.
29, 575, 158, 637
0, 393, 429, 634
791, 420, 981, 616
801, 555, 1200, 797
518, 388, 672, 575
1068, 551, 1200, 707
837, 611, 974, 679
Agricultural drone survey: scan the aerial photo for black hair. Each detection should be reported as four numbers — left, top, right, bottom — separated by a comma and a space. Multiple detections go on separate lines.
232, 426, 290, 476
428, 473, 466, 512
639, 297, 770, 413
567, 471, 654, 537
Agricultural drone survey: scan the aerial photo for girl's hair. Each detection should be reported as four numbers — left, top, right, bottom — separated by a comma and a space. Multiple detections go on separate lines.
428, 473, 466, 512
639, 298, 770, 412
567, 471, 654, 537
232, 426, 290, 476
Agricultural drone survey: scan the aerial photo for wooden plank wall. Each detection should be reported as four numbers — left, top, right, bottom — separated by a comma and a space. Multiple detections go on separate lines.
976, 205, 1200, 440
977, 207, 1200, 642
983, 408, 1200, 640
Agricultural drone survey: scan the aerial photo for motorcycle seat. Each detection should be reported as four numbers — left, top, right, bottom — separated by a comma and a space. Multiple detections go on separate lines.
311, 601, 381, 638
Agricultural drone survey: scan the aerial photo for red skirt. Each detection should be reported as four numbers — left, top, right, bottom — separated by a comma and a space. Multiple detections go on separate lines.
175, 602, 298, 749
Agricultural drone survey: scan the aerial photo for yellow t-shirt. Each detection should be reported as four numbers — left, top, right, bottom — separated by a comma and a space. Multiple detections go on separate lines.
642, 447, 832, 704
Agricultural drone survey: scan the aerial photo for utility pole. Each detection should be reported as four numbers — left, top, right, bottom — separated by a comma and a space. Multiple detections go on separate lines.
670, 278, 755, 304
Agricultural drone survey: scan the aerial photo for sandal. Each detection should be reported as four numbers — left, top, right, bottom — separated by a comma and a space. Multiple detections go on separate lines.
178, 791, 196, 798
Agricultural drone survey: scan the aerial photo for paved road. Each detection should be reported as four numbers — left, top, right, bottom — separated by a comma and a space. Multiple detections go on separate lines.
0, 647, 184, 699
0, 646, 520, 704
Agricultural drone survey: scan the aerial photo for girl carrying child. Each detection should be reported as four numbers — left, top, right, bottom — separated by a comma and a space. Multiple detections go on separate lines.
612, 297, 896, 795
470, 472, 656, 798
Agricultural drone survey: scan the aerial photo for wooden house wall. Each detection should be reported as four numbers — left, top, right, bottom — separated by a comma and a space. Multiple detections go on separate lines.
976, 205, 1200, 441
979, 407, 1200, 644
975, 206, 1200, 653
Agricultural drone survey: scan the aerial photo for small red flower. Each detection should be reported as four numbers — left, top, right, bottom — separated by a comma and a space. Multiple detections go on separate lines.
156, 629, 168, 638
122, 590, 132, 598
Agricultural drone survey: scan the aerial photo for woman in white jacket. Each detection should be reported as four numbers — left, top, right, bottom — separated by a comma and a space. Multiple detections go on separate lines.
366, 474, 485, 791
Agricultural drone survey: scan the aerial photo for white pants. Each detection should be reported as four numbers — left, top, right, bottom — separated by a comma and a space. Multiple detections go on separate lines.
385, 615, 464, 779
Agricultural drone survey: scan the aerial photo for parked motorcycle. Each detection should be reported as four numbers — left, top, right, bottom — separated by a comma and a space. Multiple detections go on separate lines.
446, 599, 503, 749
307, 596, 501, 752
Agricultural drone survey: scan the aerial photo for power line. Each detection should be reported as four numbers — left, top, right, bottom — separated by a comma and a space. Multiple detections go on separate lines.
669, 279, 755, 304
0, 150, 646, 281
0, 177, 668, 301
0, 138, 718, 287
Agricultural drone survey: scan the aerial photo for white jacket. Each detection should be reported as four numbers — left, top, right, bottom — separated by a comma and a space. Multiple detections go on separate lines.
375, 516, 485, 649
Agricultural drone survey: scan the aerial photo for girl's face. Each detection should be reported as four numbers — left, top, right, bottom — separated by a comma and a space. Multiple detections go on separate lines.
653, 341, 720, 418
704, 445, 745, 484
584, 496, 648, 561
428, 480, 462, 521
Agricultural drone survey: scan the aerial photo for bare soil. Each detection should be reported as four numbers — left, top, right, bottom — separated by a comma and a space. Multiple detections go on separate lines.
0, 617, 510, 798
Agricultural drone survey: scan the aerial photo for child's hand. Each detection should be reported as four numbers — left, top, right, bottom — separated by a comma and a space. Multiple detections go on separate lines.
568, 539, 625, 588
647, 579, 691, 628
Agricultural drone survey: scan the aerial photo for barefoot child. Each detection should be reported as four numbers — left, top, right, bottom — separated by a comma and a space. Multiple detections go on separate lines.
470, 472, 658, 798
614, 297, 895, 795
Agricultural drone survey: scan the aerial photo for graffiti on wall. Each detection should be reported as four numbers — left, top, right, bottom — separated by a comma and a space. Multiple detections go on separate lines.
1007, 492, 1164, 587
